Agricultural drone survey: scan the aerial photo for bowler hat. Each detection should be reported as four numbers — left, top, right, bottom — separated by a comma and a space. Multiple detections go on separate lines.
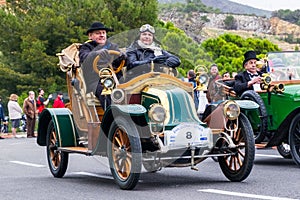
86, 22, 112, 35
243, 50, 259, 66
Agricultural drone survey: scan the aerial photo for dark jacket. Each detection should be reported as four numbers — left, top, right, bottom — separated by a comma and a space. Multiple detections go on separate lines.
126, 41, 180, 71
0, 102, 5, 121
233, 71, 262, 96
79, 40, 119, 94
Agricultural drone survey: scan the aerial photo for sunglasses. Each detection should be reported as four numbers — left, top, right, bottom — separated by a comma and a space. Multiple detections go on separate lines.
140, 24, 155, 34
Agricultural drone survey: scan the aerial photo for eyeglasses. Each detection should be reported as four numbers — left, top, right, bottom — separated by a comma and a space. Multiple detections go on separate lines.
140, 24, 155, 34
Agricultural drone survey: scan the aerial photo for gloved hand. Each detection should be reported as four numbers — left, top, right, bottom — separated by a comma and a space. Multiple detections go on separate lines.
152, 55, 167, 64
165, 57, 180, 68
96, 49, 110, 59
48, 94, 53, 100
130, 59, 151, 69
112, 52, 127, 69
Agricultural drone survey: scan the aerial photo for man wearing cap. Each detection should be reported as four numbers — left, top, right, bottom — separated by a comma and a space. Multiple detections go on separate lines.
233, 50, 262, 96
79, 22, 125, 109
126, 24, 180, 79
53, 92, 65, 108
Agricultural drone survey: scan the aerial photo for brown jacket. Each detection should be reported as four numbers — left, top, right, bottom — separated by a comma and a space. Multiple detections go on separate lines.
23, 97, 37, 119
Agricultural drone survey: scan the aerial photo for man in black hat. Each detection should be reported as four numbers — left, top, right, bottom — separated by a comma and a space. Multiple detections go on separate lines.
233, 50, 262, 96
79, 22, 125, 109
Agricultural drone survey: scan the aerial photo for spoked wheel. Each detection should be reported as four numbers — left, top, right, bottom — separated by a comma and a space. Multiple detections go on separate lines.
107, 117, 142, 190
277, 142, 292, 159
46, 120, 69, 178
289, 113, 300, 166
240, 90, 268, 143
218, 113, 255, 181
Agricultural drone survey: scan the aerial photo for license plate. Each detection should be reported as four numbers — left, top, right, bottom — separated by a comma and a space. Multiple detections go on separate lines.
164, 123, 210, 147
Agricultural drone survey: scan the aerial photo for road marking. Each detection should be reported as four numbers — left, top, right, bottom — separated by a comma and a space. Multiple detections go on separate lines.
255, 154, 282, 158
70, 172, 114, 180
10, 161, 45, 168
198, 189, 298, 200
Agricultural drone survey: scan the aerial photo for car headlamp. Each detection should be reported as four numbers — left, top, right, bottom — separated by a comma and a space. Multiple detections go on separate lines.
148, 104, 166, 123
223, 100, 240, 120
103, 77, 114, 89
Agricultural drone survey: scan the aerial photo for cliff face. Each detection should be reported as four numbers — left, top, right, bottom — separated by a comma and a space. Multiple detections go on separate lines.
159, 12, 300, 50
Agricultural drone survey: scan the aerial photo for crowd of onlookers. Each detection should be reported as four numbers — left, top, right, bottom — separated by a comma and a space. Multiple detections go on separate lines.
0, 89, 65, 139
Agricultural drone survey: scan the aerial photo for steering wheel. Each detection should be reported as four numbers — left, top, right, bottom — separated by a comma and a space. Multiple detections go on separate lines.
92, 50, 125, 75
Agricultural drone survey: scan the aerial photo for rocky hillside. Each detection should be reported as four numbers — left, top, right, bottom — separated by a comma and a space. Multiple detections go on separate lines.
159, 11, 300, 50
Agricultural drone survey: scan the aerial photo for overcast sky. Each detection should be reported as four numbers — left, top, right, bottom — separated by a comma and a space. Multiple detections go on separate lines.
229, 0, 300, 11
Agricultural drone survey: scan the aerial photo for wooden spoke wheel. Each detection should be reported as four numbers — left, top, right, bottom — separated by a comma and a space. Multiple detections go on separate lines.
107, 117, 142, 190
218, 113, 255, 182
46, 120, 69, 178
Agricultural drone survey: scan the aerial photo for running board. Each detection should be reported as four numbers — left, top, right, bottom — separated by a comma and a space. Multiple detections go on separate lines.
58, 147, 92, 155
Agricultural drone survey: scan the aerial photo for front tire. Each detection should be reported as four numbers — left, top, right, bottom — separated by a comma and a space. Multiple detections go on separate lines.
240, 90, 268, 143
218, 113, 255, 181
46, 120, 69, 178
289, 113, 300, 166
107, 116, 142, 190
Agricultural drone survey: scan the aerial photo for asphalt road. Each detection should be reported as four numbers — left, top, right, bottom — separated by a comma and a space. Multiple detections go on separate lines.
0, 137, 299, 200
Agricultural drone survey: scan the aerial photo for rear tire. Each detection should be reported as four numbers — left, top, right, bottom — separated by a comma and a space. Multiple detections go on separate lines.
46, 120, 69, 178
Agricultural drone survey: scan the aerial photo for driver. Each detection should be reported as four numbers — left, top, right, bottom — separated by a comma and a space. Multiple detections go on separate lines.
79, 21, 125, 109
126, 24, 180, 80
234, 50, 262, 96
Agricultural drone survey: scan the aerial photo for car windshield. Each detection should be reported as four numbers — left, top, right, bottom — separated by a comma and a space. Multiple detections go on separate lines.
267, 51, 300, 81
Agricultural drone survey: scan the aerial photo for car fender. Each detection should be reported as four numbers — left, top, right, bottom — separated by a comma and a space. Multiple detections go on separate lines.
234, 99, 259, 111
37, 108, 78, 147
101, 104, 147, 137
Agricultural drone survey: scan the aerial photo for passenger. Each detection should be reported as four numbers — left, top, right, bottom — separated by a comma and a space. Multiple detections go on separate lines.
206, 64, 223, 104
79, 21, 125, 109
233, 50, 262, 96
222, 71, 230, 79
7, 94, 23, 138
126, 24, 180, 80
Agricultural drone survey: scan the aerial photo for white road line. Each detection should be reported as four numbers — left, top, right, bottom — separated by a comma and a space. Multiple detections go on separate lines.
198, 189, 298, 200
70, 172, 114, 180
10, 161, 45, 168
255, 154, 282, 158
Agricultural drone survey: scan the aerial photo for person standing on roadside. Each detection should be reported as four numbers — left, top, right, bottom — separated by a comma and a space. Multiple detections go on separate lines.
53, 92, 65, 108
36, 88, 52, 116
23, 91, 37, 138
8, 94, 22, 138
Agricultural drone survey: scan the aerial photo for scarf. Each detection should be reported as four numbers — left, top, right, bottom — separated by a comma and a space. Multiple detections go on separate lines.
137, 40, 163, 56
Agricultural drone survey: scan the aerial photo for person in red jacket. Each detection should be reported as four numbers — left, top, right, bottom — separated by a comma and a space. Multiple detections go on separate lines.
53, 92, 65, 108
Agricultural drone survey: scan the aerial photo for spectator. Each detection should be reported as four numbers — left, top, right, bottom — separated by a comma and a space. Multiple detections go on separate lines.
233, 50, 262, 96
53, 92, 65, 108
0, 96, 5, 129
36, 88, 52, 116
23, 91, 37, 138
187, 69, 199, 110
126, 24, 180, 80
7, 94, 22, 138
79, 21, 125, 110
206, 64, 223, 104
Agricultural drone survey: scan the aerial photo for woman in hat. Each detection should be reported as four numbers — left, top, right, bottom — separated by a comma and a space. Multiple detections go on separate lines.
233, 50, 262, 96
126, 24, 180, 79
8, 94, 23, 137
79, 22, 125, 109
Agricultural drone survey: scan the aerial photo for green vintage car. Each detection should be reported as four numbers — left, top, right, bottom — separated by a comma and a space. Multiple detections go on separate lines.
218, 51, 300, 167
36, 44, 256, 190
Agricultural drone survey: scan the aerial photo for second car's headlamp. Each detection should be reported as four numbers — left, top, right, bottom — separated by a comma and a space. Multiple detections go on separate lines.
148, 104, 166, 123
223, 100, 240, 120
103, 77, 114, 89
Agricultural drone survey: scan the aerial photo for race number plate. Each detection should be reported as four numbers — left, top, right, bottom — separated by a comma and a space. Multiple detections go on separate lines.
164, 123, 211, 148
